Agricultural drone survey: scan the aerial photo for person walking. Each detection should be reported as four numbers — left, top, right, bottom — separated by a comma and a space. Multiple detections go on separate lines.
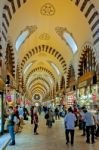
64, 107, 76, 146
33, 109, 39, 135
7, 106, 17, 145
79, 107, 86, 135
84, 108, 96, 144
55, 106, 60, 120
30, 106, 34, 124
47, 109, 54, 128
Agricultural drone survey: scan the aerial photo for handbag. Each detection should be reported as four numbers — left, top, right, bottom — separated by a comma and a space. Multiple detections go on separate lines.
45, 113, 49, 119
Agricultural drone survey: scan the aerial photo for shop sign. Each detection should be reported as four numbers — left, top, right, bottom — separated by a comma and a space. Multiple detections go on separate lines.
79, 72, 94, 83
78, 81, 87, 88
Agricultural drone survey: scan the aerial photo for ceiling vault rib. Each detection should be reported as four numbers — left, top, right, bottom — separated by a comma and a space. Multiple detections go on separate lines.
21, 45, 67, 74
25, 66, 55, 84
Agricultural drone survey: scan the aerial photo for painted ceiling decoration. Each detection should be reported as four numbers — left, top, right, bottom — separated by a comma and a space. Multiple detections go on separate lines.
33, 94, 41, 101
40, 3, 55, 16
21, 45, 67, 73
2, 0, 99, 45
39, 33, 50, 40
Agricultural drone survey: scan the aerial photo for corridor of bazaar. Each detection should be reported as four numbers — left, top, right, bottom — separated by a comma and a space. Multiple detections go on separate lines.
0, 0, 99, 150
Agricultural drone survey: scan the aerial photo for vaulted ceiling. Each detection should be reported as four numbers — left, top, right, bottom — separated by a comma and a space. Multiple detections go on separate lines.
2, 0, 99, 101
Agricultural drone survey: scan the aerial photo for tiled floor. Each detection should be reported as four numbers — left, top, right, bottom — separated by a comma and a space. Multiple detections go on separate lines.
5, 116, 99, 150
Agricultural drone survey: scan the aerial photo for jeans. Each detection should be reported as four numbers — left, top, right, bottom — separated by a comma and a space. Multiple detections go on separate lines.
82, 121, 86, 135
8, 126, 15, 143
65, 129, 74, 145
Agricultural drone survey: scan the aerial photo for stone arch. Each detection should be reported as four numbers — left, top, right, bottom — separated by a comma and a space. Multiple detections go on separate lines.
30, 83, 47, 93
21, 45, 67, 74
28, 77, 50, 89
78, 44, 96, 77
31, 87, 45, 95
25, 66, 55, 84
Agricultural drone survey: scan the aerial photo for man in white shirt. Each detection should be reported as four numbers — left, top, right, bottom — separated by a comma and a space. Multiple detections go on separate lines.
84, 109, 96, 144
64, 107, 76, 145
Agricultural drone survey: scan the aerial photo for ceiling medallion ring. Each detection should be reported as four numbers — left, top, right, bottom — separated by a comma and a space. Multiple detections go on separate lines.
39, 33, 50, 40
34, 94, 41, 100
40, 3, 55, 16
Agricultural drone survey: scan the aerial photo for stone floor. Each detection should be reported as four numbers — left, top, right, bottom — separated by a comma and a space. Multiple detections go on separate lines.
0, 133, 10, 150
5, 116, 99, 150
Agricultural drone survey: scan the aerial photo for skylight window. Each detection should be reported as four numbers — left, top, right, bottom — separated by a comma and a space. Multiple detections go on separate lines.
51, 63, 61, 76
16, 30, 29, 51
48, 76, 53, 84
63, 32, 77, 54
24, 63, 33, 74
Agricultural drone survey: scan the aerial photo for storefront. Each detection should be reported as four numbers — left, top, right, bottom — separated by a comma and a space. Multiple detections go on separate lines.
66, 88, 76, 107
77, 72, 98, 109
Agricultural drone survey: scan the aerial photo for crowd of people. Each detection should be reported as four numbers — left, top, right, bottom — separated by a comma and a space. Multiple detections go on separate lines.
64, 105, 99, 146
4, 104, 99, 147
